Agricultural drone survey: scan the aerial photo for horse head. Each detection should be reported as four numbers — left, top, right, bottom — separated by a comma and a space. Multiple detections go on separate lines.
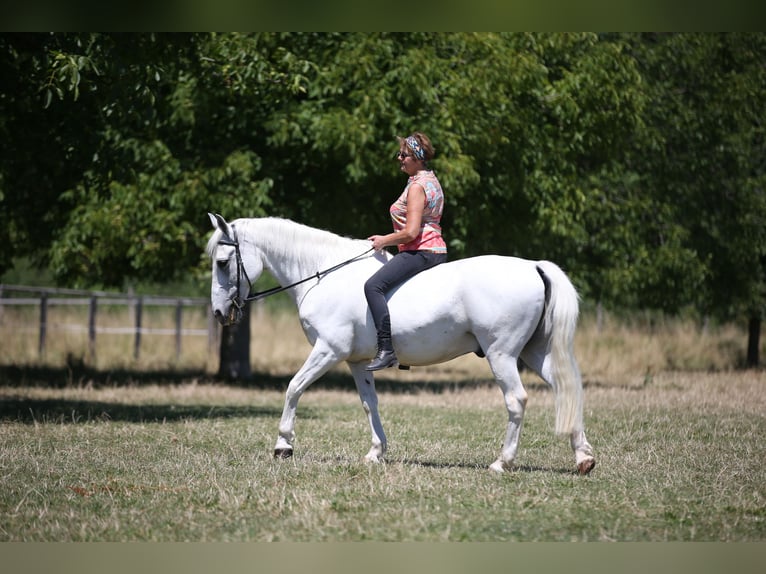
207, 213, 263, 325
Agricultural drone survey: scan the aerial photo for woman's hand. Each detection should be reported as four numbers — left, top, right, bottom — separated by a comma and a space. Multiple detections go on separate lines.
367, 235, 389, 252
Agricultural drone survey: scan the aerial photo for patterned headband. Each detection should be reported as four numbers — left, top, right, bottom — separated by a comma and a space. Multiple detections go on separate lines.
406, 136, 426, 161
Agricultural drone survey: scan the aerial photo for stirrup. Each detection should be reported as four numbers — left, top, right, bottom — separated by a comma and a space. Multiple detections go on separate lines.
365, 348, 398, 371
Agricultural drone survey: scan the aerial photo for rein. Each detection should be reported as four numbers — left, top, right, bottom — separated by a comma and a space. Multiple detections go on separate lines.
218, 225, 374, 308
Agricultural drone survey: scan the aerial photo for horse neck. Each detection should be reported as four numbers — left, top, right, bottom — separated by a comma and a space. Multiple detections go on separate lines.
239, 218, 360, 288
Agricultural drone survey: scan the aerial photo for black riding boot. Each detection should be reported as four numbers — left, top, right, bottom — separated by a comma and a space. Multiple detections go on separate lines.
366, 317, 398, 371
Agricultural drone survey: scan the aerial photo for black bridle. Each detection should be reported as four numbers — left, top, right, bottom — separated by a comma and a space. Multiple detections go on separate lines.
217, 225, 374, 311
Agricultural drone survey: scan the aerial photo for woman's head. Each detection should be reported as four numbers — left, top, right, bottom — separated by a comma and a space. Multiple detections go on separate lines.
396, 132, 435, 164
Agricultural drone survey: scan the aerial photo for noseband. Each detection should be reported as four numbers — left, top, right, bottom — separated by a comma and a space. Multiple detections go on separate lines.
216, 225, 252, 313
217, 225, 374, 310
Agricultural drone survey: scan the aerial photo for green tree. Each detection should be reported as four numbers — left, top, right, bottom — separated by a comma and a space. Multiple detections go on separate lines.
624, 33, 766, 365
2, 33, 763, 373
262, 33, 648, 264
0, 33, 311, 378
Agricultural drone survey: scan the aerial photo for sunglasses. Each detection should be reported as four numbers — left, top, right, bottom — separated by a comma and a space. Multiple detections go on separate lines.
395, 151, 413, 159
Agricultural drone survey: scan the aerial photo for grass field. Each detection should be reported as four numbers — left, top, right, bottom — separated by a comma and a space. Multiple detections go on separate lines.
0, 306, 764, 541
1, 373, 763, 541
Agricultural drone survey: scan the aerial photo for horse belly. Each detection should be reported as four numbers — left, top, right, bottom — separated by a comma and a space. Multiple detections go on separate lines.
393, 322, 481, 366
387, 287, 481, 365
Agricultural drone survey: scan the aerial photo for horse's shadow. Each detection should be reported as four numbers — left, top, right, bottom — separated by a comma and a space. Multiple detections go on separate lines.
313, 455, 574, 475
398, 459, 575, 474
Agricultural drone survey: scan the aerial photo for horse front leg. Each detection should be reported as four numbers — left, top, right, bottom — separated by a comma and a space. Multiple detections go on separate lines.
348, 362, 387, 463
274, 341, 339, 459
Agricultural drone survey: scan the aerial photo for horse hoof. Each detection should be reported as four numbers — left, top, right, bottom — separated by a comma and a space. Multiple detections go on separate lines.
577, 458, 596, 475
274, 448, 293, 459
364, 454, 384, 464
489, 460, 512, 473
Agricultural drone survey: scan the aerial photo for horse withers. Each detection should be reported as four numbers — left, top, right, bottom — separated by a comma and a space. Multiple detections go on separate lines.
207, 213, 595, 475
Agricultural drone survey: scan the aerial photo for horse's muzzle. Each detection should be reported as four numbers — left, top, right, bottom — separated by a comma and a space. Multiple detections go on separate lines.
213, 305, 242, 326
213, 309, 228, 325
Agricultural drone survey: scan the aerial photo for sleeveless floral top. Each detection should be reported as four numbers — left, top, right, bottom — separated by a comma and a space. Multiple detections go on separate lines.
389, 170, 447, 253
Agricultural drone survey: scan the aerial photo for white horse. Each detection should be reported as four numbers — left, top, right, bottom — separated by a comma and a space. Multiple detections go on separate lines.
206, 214, 595, 474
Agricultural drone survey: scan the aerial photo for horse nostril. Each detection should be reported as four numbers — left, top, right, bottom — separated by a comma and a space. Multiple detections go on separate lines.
213, 309, 224, 322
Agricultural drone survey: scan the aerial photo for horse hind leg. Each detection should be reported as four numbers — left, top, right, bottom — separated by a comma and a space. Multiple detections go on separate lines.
520, 342, 595, 475
571, 430, 596, 475
486, 352, 528, 473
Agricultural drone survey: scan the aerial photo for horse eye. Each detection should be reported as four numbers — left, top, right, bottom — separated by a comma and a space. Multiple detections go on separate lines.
216, 259, 228, 269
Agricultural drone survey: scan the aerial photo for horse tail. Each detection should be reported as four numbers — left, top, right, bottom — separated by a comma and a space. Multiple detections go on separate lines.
535, 261, 583, 436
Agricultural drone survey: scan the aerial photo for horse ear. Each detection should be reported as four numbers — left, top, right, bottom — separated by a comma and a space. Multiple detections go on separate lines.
209, 213, 233, 239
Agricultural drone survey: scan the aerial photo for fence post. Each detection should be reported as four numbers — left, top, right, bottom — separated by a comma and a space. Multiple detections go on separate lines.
134, 296, 143, 361
207, 303, 218, 355
38, 292, 48, 358
88, 295, 97, 361
175, 299, 183, 361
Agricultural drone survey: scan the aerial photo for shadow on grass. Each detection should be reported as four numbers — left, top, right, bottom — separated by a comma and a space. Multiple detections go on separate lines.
0, 362, 643, 427
0, 397, 282, 424
397, 459, 575, 475
0, 362, 506, 394
0, 363, 499, 425
313, 454, 575, 475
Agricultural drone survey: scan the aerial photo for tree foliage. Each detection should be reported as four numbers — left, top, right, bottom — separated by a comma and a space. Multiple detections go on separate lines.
1, 33, 306, 286
1, 33, 764, 360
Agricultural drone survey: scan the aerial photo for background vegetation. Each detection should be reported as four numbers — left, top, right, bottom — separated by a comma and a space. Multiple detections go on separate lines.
1, 32, 764, 368
1, 31, 764, 549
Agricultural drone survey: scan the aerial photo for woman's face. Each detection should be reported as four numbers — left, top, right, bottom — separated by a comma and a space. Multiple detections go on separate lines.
396, 146, 421, 176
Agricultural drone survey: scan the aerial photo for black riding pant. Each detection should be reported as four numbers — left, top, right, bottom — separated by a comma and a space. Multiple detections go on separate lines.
364, 250, 448, 342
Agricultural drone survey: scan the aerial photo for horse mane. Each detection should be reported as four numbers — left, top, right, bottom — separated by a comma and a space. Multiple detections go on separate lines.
207, 217, 368, 266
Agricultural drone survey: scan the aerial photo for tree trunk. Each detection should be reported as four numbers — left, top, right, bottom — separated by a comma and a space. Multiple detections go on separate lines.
218, 304, 252, 381
746, 313, 761, 368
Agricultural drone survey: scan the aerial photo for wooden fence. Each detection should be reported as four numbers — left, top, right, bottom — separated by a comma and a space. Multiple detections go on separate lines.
0, 284, 218, 361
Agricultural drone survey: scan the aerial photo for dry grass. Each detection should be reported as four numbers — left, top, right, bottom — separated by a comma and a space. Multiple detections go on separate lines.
1, 301, 764, 541
575, 311, 750, 385
0, 371, 763, 541
249, 304, 759, 387
0, 303, 215, 372
1, 297, 758, 382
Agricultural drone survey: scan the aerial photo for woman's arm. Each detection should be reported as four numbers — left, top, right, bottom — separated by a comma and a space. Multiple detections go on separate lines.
368, 184, 426, 251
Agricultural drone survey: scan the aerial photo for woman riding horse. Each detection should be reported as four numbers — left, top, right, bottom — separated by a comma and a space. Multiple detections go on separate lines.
364, 132, 448, 371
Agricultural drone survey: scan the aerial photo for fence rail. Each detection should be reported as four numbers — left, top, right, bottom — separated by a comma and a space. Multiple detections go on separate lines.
0, 284, 218, 361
